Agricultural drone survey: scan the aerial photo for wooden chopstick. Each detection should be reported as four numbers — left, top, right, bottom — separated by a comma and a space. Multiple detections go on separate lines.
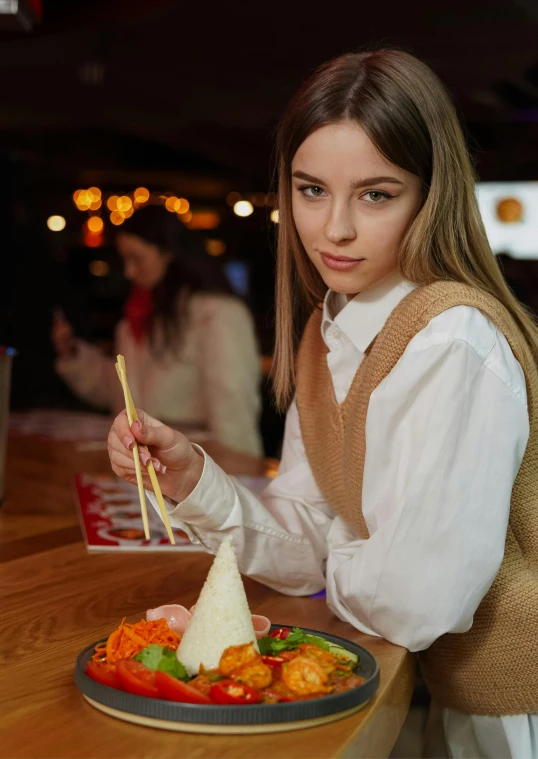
114, 360, 150, 541
115, 355, 176, 545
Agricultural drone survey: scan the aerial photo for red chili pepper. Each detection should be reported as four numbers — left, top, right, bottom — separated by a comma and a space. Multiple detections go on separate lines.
261, 655, 286, 667
269, 627, 291, 640
210, 680, 262, 705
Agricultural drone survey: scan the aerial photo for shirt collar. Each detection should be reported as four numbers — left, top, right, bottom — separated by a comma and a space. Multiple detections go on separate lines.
321, 270, 417, 352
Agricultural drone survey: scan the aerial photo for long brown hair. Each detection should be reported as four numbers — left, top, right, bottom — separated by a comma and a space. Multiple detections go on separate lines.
272, 48, 538, 410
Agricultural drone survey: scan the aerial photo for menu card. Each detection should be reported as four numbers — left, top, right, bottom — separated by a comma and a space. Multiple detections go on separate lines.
74, 473, 202, 551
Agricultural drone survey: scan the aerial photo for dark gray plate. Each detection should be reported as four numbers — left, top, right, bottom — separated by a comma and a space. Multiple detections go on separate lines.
74, 624, 380, 726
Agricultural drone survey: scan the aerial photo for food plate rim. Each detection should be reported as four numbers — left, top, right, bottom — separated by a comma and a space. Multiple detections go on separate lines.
74, 624, 380, 726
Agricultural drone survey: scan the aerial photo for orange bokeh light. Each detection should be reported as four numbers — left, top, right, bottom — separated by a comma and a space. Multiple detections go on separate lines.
165, 196, 179, 212
134, 187, 150, 203
205, 239, 226, 256
118, 196, 132, 212
110, 210, 126, 226
185, 211, 221, 230
87, 217, 104, 234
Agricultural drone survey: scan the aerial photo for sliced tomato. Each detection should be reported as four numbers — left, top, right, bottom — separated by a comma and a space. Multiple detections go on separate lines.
86, 661, 122, 690
269, 627, 291, 640
210, 679, 262, 705
116, 659, 159, 698
261, 655, 286, 667
154, 671, 212, 704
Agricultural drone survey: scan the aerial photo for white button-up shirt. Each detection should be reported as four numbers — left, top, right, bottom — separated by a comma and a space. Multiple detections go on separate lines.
150, 272, 536, 758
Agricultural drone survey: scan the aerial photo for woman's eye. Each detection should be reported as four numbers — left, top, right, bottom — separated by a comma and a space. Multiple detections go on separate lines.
299, 185, 327, 199
363, 190, 391, 203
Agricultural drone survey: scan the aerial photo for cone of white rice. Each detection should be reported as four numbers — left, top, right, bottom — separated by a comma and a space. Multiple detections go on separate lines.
177, 538, 258, 676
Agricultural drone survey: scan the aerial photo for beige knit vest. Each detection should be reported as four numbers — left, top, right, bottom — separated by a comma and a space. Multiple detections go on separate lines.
296, 281, 538, 716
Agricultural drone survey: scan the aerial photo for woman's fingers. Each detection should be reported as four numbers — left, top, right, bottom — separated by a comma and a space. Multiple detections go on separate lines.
109, 428, 165, 475
109, 409, 178, 489
130, 418, 179, 451
110, 410, 134, 449
109, 449, 153, 487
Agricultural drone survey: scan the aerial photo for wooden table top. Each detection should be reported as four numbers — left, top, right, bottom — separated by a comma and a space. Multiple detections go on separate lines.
1, 434, 414, 759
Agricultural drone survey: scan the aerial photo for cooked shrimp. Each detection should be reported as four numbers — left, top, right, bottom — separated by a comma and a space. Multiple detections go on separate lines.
231, 660, 272, 690
219, 642, 259, 676
298, 644, 338, 673
281, 655, 331, 696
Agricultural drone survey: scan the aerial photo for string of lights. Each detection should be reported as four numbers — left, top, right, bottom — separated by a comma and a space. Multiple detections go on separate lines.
45, 187, 279, 266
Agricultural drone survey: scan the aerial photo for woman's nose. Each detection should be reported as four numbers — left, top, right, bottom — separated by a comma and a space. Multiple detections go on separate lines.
324, 205, 356, 244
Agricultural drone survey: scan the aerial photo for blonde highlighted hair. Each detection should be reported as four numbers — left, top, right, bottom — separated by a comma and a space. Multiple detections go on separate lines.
272, 49, 538, 410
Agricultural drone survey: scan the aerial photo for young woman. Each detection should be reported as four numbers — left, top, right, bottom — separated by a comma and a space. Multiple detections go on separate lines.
107, 50, 538, 758
53, 205, 263, 456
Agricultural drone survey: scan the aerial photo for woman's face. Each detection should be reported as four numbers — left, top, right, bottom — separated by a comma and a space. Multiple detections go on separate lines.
291, 122, 423, 297
116, 233, 171, 289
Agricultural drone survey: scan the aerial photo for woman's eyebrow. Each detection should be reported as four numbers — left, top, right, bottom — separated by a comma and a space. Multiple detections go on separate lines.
292, 170, 403, 188
292, 170, 328, 184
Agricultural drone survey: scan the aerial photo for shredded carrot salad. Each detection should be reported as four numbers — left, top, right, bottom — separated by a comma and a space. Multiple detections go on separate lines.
92, 618, 180, 665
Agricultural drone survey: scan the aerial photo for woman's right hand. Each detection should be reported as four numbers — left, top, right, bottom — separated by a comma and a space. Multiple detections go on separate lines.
52, 313, 77, 359
108, 409, 205, 504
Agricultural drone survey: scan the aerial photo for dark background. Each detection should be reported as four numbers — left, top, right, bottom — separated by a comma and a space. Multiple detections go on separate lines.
2, 0, 538, 454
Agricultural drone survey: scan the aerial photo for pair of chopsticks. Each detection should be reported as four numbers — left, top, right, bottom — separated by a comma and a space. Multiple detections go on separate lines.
115, 354, 175, 545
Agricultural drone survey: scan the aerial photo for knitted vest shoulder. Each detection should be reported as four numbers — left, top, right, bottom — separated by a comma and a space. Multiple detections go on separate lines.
295, 281, 538, 715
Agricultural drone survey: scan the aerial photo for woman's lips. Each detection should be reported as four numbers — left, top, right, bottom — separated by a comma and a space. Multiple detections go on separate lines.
320, 253, 364, 271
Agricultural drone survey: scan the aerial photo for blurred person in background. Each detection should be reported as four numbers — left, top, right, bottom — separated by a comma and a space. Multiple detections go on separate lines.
52, 205, 263, 456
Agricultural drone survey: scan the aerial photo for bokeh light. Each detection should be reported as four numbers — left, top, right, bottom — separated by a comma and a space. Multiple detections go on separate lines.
176, 198, 190, 214
110, 210, 126, 225
234, 200, 254, 218
84, 231, 104, 248
89, 260, 109, 276
205, 239, 226, 256
88, 187, 101, 202
186, 211, 221, 230
165, 196, 179, 212
87, 217, 104, 233
47, 215, 66, 232
134, 187, 150, 203
74, 190, 91, 210
270, 209, 279, 223
118, 196, 132, 212
107, 195, 119, 211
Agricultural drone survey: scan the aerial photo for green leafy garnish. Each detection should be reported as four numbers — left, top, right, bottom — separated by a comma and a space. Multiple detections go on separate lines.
258, 627, 358, 669
258, 627, 331, 655
134, 644, 188, 681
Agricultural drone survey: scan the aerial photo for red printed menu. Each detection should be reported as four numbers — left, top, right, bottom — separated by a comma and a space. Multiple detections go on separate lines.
74, 473, 203, 551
